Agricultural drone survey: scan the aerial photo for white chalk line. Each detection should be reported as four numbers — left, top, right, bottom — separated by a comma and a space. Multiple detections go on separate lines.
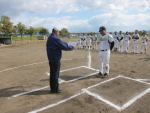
84, 89, 121, 111
84, 75, 150, 111
0, 59, 72, 73
86, 76, 120, 89
122, 88, 150, 110
66, 72, 99, 83
8, 86, 50, 99
120, 76, 150, 85
135, 79, 150, 81
8, 66, 98, 99
28, 92, 84, 113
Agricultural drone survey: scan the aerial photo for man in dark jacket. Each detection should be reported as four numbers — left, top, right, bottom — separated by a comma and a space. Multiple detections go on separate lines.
46, 27, 75, 94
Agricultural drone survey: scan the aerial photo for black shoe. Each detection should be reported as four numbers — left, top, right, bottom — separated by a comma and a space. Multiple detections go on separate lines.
50, 89, 62, 94
96, 72, 103, 78
102, 73, 108, 79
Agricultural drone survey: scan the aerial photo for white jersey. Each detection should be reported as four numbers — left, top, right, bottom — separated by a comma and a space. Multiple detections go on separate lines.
77, 36, 82, 42
87, 35, 92, 42
98, 33, 114, 50
82, 36, 86, 41
141, 36, 148, 43
117, 34, 124, 40
92, 35, 97, 41
124, 35, 131, 41
132, 33, 140, 40
113, 34, 118, 39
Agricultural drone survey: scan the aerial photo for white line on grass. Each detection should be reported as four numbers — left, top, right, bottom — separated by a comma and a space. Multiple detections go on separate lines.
28, 92, 84, 113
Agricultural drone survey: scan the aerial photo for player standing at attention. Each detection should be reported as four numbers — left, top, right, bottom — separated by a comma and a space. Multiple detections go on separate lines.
124, 31, 131, 53
97, 26, 114, 79
141, 32, 148, 54
87, 33, 92, 48
113, 31, 118, 51
132, 30, 140, 53
77, 34, 82, 49
117, 31, 124, 52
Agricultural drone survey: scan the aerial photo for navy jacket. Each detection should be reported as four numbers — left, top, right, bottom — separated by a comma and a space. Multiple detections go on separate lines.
46, 34, 74, 62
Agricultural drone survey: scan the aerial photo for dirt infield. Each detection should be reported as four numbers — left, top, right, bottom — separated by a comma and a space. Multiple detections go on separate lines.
0, 40, 150, 113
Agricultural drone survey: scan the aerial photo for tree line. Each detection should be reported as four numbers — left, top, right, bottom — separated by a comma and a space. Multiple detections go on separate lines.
0, 15, 71, 40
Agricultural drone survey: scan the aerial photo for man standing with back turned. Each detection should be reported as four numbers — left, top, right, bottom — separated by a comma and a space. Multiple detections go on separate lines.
97, 26, 114, 79
46, 27, 75, 94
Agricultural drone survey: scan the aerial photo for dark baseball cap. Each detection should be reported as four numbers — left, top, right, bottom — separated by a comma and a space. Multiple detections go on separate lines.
99, 26, 106, 32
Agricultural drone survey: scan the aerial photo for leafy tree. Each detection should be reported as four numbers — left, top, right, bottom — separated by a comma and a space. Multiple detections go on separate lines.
39, 28, 49, 35
27, 26, 36, 40
0, 15, 13, 34
17, 22, 26, 41
60, 28, 70, 37
12, 25, 18, 37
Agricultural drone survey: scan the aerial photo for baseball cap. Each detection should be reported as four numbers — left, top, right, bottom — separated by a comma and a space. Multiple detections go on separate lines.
99, 26, 106, 32
53, 27, 61, 31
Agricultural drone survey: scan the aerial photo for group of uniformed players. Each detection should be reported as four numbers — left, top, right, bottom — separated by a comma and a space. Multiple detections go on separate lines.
111, 30, 148, 54
77, 30, 148, 54
77, 33, 98, 49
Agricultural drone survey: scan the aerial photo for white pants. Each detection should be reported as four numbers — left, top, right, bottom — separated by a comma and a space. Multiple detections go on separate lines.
124, 40, 129, 52
78, 41, 82, 49
141, 42, 147, 53
92, 41, 96, 49
118, 40, 123, 51
87, 40, 91, 46
99, 51, 110, 74
82, 41, 86, 46
132, 40, 138, 53
114, 39, 118, 48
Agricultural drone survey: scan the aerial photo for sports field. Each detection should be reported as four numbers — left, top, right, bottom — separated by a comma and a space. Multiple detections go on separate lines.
0, 40, 150, 113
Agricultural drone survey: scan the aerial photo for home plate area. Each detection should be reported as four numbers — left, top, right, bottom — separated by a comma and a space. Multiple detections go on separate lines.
29, 66, 150, 113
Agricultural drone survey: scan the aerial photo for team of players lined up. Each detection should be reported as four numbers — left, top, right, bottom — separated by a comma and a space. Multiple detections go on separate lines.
77, 30, 148, 54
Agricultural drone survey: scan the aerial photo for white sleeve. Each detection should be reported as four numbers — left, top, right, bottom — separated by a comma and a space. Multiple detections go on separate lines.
108, 34, 114, 42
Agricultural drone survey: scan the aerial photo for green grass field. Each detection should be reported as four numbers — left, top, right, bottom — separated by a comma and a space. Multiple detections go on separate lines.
12, 36, 38, 41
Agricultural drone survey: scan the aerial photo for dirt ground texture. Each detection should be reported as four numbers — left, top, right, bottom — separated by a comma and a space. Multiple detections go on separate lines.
0, 40, 150, 113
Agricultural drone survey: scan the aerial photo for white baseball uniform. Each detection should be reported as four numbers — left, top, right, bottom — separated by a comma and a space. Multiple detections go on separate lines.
132, 33, 140, 53
113, 34, 118, 50
98, 33, 114, 75
117, 34, 124, 52
87, 35, 92, 47
124, 34, 131, 52
77, 36, 82, 49
82, 36, 87, 47
92, 35, 97, 49
141, 35, 148, 53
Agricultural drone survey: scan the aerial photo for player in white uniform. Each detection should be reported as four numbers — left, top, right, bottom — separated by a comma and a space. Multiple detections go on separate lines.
82, 34, 87, 48
97, 26, 114, 79
141, 32, 148, 54
124, 31, 131, 52
113, 31, 118, 51
117, 31, 124, 52
132, 30, 140, 53
87, 33, 92, 48
91, 33, 97, 49
77, 34, 82, 49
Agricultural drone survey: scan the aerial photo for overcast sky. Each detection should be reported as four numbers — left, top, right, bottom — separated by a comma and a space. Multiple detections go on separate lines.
0, 0, 150, 32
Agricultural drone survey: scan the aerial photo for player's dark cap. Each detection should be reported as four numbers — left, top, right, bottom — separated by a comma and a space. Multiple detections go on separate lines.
99, 26, 106, 32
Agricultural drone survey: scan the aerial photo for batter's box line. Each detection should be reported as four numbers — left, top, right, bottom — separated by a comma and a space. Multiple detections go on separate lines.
0, 59, 72, 73
83, 75, 150, 111
8, 66, 98, 99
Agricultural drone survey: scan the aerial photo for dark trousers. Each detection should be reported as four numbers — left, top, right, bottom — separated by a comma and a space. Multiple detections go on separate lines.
49, 61, 61, 91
